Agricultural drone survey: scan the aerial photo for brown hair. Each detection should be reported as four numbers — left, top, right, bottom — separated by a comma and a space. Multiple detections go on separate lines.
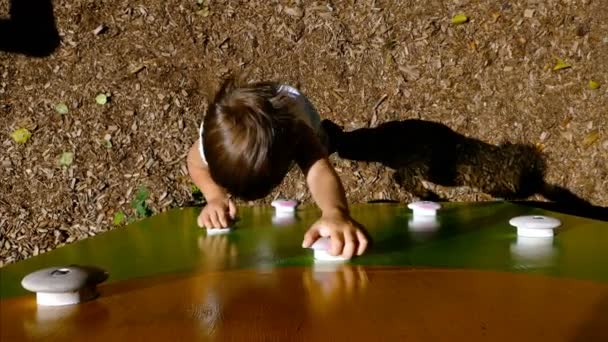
202, 78, 301, 200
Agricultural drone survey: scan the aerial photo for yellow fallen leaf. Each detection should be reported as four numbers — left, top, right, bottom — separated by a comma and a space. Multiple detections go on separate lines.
535, 142, 546, 152
197, 6, 210, 17
128, 64, 145, 75
384, 51, 393, 66
553, 59, 571, 71
582, 130, 600, 147
11, 128, 32, 144
491, 12, 501, 23
451, 14, 469, 25
588, 80, 600, 90
468, 41, 477, 51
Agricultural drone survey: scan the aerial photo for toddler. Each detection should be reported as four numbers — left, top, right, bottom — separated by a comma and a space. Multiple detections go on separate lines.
187, 78, 368, 259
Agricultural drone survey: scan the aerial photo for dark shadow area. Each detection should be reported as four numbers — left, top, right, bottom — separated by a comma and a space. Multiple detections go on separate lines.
571, 293, 608, 342
0, 0, 59, 57
512, 200, 607, 222
367, 199, 400, 204
323, 119, 608, 222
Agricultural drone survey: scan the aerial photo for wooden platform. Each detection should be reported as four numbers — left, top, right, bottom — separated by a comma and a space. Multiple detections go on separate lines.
2, 202, 607, 341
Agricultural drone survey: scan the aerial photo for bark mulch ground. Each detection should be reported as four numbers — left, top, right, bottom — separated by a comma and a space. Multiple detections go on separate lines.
1, 0, 607, 266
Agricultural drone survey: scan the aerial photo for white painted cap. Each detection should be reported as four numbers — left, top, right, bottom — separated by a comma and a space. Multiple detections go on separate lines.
271, 199, 299, 213
308, 237, 348, 262
509, 215, 561, 238
21, 266, 107, 306
407, 201, 441, 216
206, 227, 232, 235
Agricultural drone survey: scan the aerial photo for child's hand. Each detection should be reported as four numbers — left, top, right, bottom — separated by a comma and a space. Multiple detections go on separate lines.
198, 197, 236, 228
302, 211, 369, 259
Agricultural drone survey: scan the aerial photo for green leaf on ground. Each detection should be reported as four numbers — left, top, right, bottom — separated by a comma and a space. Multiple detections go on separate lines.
95, 93, 108, 105
55, 103, 69, 115
103, 134, 112, 149
59, 152, 74, 167
113, 211, 126, 226
131, 186, 152, 218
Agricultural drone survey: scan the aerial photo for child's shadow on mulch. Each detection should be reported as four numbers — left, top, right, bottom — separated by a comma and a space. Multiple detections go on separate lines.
0, 0, 59, 57
323, 119, 608, 222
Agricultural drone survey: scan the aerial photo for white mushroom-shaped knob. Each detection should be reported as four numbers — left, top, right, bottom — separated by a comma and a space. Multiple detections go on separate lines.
307, 237, 348, 263
21, 265, 108, 306
509, 215, 561, 238
407, 201, 441, 216
271, 199, 299, 213
206, 227, 232, 235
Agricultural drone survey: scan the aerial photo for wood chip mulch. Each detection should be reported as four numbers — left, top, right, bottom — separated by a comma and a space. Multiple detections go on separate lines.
1, 0, 607, 266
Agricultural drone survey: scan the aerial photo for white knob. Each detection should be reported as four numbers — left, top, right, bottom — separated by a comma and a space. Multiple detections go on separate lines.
271, 199, 299, 213
21, 266, 108, 306
509, 215, 561, 238
407, 201, 441, 216
206, 227, 232, 235
307, 237, 348, 262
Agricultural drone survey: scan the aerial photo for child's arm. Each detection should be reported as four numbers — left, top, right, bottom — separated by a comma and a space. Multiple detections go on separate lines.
304, 158, 349, 218
296, 129, 369, 259
187, 140, 236, 228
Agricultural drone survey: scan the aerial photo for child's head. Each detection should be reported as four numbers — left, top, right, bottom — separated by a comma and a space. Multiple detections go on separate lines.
202, 79, 300, 200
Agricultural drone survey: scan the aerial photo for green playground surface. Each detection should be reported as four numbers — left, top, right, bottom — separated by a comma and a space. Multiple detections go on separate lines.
1, 201, 607, 298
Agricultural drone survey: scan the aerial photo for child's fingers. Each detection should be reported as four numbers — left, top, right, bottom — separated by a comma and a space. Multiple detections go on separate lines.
202, 213, 212, 229
215, 210, 227, 228
355, 230, 368, 256
228, 200, 237, 219
218, 209, 228, 227
302, 226, 321, 248
197, 212, 205, 228
341, 231, 356, 259
329, 231, 344, 256
209, 210, 221, 228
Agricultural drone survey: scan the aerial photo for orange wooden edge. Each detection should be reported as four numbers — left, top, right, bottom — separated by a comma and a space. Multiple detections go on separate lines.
2, 266, 607, 341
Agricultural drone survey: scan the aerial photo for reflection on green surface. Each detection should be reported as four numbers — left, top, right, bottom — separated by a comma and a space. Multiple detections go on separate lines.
1, 202, 607, 298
